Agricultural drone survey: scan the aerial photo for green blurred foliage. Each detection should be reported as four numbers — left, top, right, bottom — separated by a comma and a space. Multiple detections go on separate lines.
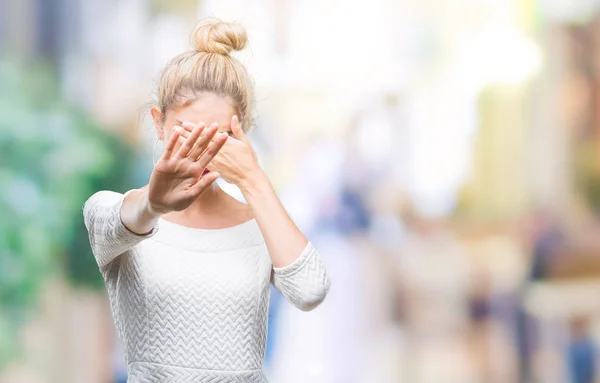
0, 59, 138, 367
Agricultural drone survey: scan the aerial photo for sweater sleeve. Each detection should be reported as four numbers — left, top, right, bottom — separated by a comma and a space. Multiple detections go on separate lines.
83, 189, 159, 269
271, 241, 331, 311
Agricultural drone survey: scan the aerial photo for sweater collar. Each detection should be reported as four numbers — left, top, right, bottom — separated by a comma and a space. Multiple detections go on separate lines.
150, 218, 264, 251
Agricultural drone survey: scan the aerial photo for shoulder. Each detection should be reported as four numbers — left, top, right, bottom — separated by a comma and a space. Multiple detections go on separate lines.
83, 187, 150, 215
84, 190, 124, 207
85, 185, 149, 206
82, 191, 126, 220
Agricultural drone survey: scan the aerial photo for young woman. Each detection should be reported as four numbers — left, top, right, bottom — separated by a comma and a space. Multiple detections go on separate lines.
83, 19, 330, 382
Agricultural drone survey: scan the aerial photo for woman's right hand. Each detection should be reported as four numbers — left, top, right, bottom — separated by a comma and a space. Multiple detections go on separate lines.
146, 123, 228, 215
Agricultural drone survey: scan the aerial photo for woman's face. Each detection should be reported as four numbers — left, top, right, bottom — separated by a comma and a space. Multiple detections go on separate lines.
152, 92, 237, 148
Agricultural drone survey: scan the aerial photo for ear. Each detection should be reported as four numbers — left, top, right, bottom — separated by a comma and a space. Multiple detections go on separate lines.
150, 106, 164, 140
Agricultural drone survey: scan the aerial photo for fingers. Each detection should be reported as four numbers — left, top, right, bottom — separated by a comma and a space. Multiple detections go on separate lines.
188, 123, 214, 160
177, 122, 198, 145
190, 122, 220, 158
179, 118, 244, 141
231, 115, 247, 142
161, 128, 181, 161
181, 122, 196, 131
188, 171, 220, 196
175, 123, 204, 159
177, 122, 194, 138
174, 121, 230, 159
195, 131, 228, 169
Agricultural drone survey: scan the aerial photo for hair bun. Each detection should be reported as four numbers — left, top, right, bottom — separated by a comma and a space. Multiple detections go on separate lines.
191, 19, 247, 55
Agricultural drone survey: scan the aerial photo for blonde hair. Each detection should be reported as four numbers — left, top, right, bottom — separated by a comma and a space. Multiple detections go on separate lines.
155, 19, 254, 131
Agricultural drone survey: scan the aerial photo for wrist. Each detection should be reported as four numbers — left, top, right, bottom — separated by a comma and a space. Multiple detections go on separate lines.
238, 168, 269, 195
143, 191, 168, 218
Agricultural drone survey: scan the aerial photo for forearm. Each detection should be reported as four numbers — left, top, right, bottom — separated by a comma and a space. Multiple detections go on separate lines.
120, 189, 162, 235
239, 170, 308, 268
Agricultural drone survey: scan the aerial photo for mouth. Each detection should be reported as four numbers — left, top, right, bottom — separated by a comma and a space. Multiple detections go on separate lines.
202, 168, 210, 176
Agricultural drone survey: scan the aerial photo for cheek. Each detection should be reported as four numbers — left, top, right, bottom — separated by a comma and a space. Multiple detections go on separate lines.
163, 124, 175, 140
160, 114, 179, 140
162, 123, 183, 146
159, 125, 186, 155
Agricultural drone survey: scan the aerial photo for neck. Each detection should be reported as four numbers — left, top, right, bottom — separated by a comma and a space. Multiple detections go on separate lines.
161, 180, 253, 228
185, 182, 228, 215
160, 183, 226, 222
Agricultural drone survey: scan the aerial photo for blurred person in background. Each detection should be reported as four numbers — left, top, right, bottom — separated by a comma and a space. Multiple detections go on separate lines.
269, 135, 369, 382
82, 19, 330, 382
467, 267, 495, 382
568, 316, 597, 383
516, 211, 565, 382
394, 205, 473, 382
519, 211, 599, 383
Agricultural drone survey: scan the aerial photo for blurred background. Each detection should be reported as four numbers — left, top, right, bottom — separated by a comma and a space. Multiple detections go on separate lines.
3, 0, 600, 382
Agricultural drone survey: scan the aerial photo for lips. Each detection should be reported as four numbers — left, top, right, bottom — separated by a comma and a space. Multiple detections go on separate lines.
202, 168, 210, 176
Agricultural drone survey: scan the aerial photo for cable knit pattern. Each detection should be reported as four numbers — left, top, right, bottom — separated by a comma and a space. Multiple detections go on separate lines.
82, 190, 330, 382
83, 190, 159, 269
127, 362, 267, 382
272, 243, 330, 311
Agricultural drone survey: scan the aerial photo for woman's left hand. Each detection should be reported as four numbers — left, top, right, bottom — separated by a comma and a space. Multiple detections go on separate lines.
180, 115, 261, 186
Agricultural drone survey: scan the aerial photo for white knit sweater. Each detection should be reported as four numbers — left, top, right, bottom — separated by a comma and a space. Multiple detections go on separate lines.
83, 190, 330, 382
